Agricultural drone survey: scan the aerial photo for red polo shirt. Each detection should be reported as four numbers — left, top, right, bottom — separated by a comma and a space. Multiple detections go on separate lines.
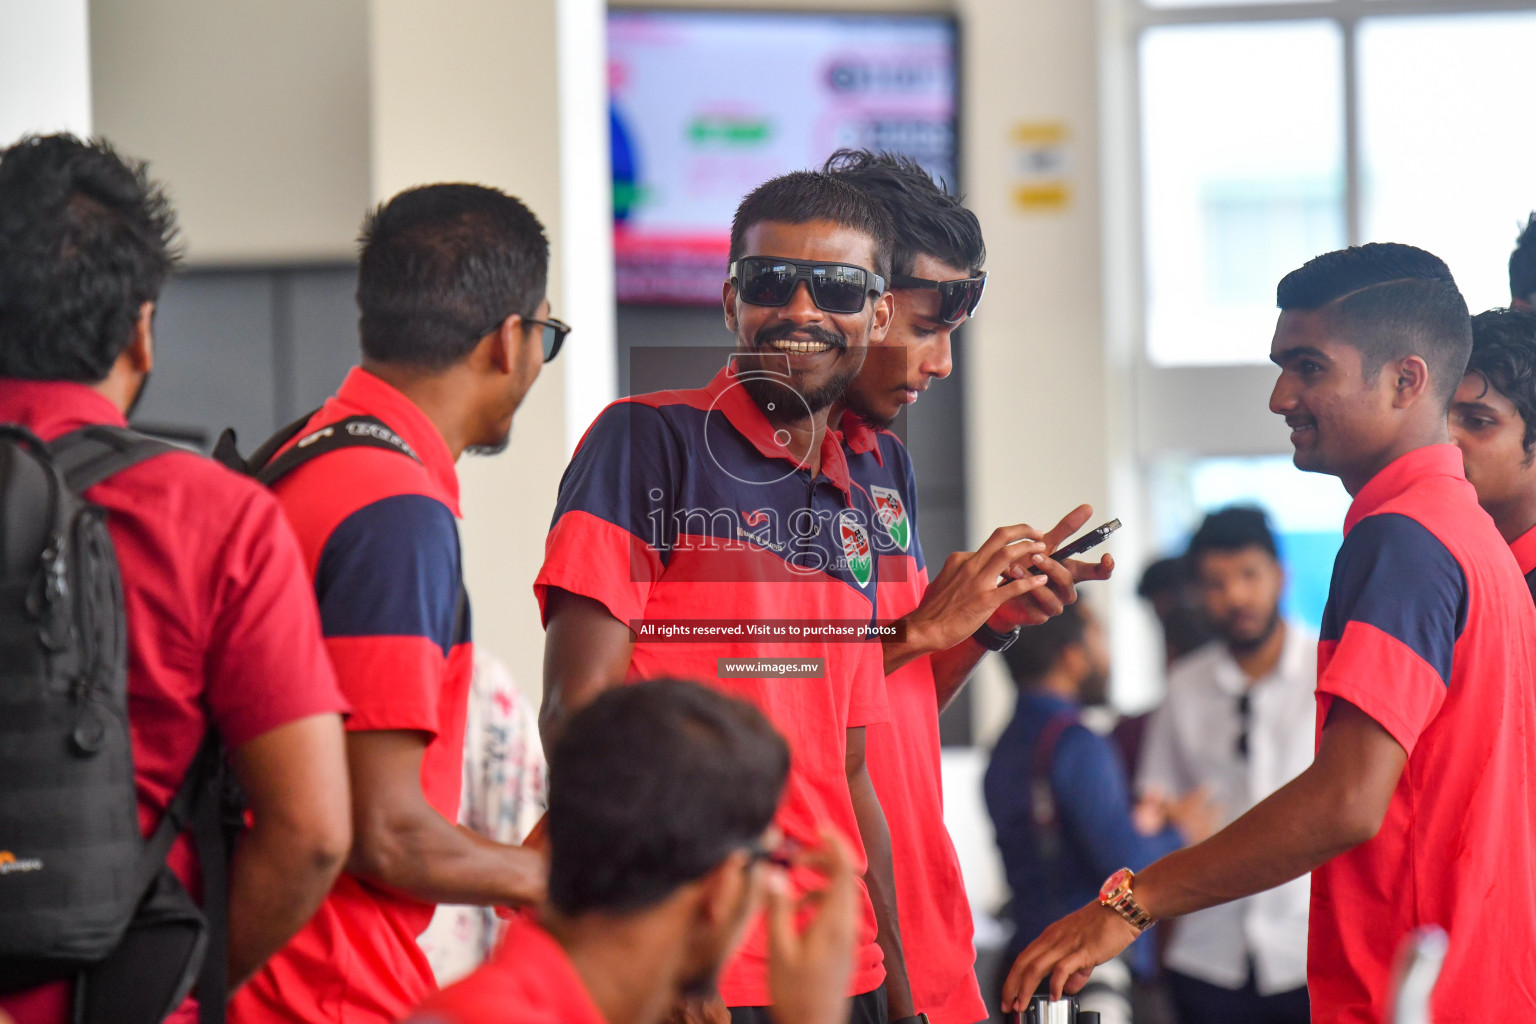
842, 414, 987, 1024
231, 367, 474, 1024
1309, 445, 1536, 1023
405, 916, 607, 1024
535, 365, 889, 1006
0, 380, 347, 1024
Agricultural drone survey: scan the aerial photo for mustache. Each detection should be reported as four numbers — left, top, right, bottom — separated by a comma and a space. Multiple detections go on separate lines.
753, 322, 845, 350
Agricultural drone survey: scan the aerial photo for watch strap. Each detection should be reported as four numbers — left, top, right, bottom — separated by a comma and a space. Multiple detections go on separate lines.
972, 621, 1022, 651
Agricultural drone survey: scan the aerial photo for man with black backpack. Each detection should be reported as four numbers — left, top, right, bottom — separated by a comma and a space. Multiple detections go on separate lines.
0, 135, 352, 1023
227, 184, 560, 1024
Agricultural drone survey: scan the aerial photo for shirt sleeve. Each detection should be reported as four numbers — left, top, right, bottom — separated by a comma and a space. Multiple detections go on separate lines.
1316, 512, 1465, 756
535, 401, 681, 627
846, 639, 890, 727
1053, 726, 1183, 882
314, 492, 464, 736
202, 486, 349, 750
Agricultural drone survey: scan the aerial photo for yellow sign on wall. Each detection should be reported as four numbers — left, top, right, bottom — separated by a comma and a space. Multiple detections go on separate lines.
1011, 120, 1072, 213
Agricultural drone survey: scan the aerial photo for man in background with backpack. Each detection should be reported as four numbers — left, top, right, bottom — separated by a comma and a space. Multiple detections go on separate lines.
229, 184, 559, 1024
0, 135, 353, 1021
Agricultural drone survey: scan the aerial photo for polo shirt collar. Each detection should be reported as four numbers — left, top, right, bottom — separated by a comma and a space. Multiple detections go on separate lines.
705, 365, 853, 496
0, 378, 127, 438
336, 366, 461, 515
838, 409, 885, 465
1510, 523, 1536, 577
1343, 444, 1464, 536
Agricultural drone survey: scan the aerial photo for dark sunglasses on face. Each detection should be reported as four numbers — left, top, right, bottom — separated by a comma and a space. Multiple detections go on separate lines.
474, 313, 572, 363
891, 271, 987, 324
730, 256, 887, 315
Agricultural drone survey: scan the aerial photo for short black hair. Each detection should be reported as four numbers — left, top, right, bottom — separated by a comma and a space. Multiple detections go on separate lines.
1466, 308, 1536, 459
1275, 243, 1471, 407
1000, 602, 1087, 689
1512, 214, 1536, 306
728, 170, 895, 281
0, 134, 180, 382
357, 183, 549, 371
822, 149, 985, 279
546, 679, 790, 916
1186, 506, 1279, 570
1136, 556, 1192, 600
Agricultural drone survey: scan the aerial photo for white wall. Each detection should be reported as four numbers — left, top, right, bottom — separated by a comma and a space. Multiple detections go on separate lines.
0, 0, 91, 143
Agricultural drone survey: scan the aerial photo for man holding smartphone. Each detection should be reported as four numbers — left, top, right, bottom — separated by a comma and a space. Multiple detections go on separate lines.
825, 150, 1112, 1024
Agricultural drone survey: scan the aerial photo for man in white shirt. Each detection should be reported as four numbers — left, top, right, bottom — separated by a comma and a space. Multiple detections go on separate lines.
1137, 507, 1315, 1024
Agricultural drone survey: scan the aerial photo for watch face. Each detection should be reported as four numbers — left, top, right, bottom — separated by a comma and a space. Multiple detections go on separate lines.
1099, 868, 1132, 902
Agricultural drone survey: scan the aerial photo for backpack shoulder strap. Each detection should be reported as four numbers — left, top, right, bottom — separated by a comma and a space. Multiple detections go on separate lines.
210, 409, 320, 478
48, 425, 182, 492
254, 415, 422, 487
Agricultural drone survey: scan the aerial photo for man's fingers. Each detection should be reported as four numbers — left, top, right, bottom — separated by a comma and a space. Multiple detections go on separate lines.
765, 867, 797, 958
976, 523, 1046, 564
1066, 553, 1115, 584
1042, 504, 1094, 552
1000, 950, 1047, 1013
996, 574, 1051, 610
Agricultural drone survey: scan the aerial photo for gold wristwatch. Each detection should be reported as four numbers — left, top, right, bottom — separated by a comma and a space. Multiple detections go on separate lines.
1098, 867, 1155, 933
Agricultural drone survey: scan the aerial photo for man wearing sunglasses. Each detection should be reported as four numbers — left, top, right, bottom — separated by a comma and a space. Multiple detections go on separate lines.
232, 184, 559, 1024
539, 170, 1059, 1024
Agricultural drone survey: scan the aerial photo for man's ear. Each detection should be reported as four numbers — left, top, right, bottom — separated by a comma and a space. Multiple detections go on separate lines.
127, 301, 155, 374
869, 290, 895, 342
694, 852, 748, 927
723, 280, 739, 334
486, 313, 521, 375
1391, 354, 1432, 408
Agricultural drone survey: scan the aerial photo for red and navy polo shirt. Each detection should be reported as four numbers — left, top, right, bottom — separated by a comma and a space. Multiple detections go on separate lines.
535, 364, 891, 1006
0, 381, 347, 1024
406, 915, 607, 1024
841, 413, 988, 1024
232, 367, 473, 1024
1308, 444, 1536, 1023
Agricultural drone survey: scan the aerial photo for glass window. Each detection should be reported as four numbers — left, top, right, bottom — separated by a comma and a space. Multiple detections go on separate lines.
1359, 12, 1536, 314
1141, 21, 1346, 367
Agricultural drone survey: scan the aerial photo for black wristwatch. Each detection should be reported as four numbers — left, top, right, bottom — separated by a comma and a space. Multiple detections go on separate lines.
972, 620, 1021, 652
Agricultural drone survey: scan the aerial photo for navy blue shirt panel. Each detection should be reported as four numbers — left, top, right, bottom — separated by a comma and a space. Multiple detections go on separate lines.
315, 493, 466, 655
1320, 512, 1467, 687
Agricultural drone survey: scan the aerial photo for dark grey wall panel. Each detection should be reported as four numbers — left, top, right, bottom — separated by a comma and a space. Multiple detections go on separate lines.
287, 266, 363, 418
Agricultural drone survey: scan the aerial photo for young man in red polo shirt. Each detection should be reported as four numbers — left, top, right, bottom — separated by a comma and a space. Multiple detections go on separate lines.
1449, 308, 1536, 603
231, 185, 558, 1024
410, 680, 861, 1024
824, 150, 1110, 1024
0, 135, 352, 1022
1001, 243, 1536, 1023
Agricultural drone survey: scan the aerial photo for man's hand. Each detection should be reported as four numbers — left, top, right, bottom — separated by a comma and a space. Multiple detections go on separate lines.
884, 524, 1052, 674
992, 505, 1114, 631
999, 902, 1141, 1011
766, 830, 860, 1024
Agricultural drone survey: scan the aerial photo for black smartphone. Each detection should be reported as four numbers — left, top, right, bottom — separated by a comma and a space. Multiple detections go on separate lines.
998, 518, 1122, 583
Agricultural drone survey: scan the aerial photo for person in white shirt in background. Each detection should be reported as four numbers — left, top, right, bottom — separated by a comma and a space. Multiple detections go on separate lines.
1137, 507, 1315, 1024
418, 651, 549, 984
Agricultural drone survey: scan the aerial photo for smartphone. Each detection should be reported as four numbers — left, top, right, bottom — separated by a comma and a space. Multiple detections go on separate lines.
998, 518, 1121, 583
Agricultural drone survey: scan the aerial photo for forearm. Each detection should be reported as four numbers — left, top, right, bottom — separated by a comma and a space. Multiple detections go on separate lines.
226, 819, 346, 990
1135, 763, 1372, 921
350, 812, 546, 908
849, 767, 912, 1016
929, 636, 988, 711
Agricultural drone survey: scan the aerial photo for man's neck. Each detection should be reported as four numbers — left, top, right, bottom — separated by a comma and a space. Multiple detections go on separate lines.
1483, 488, 1536, 546
1230, 619, 1286, 683
768, 406, 832, 477
361, 359, 470, 461
1037, 672, 1080, 704
1340, 421, 1448, 496
543, 909, 691, 1024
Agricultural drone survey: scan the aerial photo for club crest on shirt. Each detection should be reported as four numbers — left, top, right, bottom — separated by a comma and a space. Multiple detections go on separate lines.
839, 514, 873, 589
870, 485, 910, 552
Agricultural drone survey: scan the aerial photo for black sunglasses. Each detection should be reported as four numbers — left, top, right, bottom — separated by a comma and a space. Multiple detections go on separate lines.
730, 257, 887, 315
474, 313, 571, 363
891, 272, 986, 324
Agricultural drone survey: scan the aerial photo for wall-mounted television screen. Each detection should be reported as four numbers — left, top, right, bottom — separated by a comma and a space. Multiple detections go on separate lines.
609, 9, 959, 305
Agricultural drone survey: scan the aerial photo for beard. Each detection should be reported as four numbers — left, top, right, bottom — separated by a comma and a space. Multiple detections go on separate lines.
740, 323, 859, 424
465, 428, 510, 457
1222, 607, 1281, 654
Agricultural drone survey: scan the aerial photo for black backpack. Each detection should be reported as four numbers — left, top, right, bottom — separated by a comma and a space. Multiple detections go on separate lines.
211, 411, 422, 484
0, 424, 237, 1024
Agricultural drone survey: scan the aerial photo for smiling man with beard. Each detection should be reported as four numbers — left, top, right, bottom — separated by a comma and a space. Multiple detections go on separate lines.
538, 171, 1057, 1024
1137, 507, 1315, 1024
